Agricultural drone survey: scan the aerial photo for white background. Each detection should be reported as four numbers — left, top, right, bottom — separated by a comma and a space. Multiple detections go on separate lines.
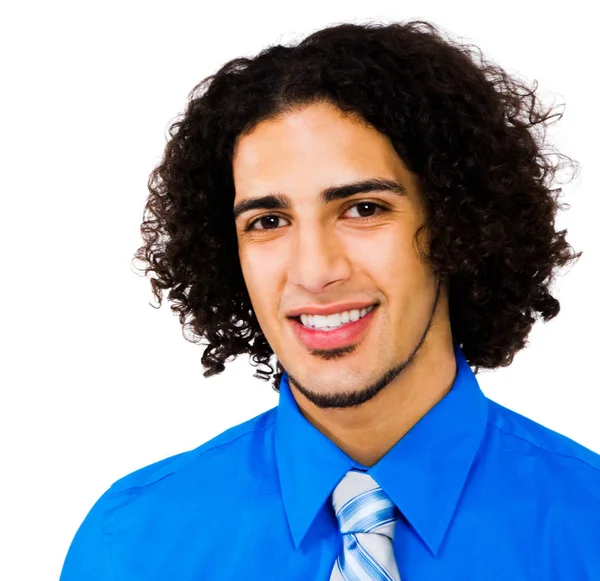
1, 1, 598, 579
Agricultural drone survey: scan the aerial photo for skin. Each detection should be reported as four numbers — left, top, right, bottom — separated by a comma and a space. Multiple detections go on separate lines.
232, 101, 457, 467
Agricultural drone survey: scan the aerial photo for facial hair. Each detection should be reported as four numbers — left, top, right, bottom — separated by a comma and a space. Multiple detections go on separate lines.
286, 278, 442, 410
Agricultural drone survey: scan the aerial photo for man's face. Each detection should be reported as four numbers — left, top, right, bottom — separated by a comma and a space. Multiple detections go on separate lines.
232, 101, 441, 407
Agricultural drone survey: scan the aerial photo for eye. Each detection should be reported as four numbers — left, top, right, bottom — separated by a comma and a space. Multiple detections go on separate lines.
245, 214, 289, 232
244, 200, 388, 232
345, 201, 385, 220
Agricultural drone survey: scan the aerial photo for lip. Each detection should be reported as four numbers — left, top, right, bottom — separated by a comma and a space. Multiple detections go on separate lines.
286, 301, 378, 318
288, 305, 378, 350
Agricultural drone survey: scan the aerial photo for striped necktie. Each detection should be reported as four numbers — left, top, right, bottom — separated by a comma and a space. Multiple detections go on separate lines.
329, 469, 402, 581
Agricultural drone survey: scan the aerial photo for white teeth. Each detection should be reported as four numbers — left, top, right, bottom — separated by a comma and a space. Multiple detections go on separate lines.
299, 305, 375, 331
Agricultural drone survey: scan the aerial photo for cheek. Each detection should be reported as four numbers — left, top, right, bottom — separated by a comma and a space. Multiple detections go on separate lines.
238, 246, 281, 307
349, 230, 416, 281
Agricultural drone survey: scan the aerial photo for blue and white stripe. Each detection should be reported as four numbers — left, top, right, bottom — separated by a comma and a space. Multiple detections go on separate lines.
329, 470, 402, 581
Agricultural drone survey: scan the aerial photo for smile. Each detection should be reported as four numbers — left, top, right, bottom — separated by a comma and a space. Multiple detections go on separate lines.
288, 304, 379, 350
299, 304, 376, 331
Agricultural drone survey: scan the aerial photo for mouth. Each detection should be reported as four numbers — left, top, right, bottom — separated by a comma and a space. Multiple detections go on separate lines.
288, 303, 379, 350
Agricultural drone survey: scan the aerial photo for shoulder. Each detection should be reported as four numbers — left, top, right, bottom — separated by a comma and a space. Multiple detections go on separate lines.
60, 408, 277, 579
486, 398, 600, 500
485, 399, 600, 567
106, 406, 276, 498
487, 398, 600, 469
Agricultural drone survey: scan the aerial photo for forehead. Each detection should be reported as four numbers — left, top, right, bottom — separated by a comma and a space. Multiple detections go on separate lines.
232, 102, 409, 190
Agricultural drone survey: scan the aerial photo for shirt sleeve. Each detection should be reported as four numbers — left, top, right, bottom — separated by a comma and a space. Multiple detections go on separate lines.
59, 490, 114, 581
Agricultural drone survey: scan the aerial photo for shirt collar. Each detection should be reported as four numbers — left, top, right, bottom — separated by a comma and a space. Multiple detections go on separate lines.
273, 343, 489, 555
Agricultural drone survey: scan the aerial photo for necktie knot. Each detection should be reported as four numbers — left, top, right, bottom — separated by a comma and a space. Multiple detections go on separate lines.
332, 470, 400, 540
329, 470, 402, 580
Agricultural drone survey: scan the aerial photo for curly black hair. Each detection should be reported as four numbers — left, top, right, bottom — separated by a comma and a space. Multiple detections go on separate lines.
132, 19, 582, 393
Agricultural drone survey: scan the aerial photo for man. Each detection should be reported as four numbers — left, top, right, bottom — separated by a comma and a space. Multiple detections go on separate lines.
60, 19, 600, 580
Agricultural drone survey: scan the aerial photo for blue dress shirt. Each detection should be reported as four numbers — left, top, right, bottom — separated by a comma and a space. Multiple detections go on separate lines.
60, 344, 600, 580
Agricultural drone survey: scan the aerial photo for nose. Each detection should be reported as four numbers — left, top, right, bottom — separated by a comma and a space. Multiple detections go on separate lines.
287, 222, 351, 293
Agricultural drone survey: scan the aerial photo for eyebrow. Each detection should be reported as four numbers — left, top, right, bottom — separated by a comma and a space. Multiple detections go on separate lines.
232, 177, 407, 221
